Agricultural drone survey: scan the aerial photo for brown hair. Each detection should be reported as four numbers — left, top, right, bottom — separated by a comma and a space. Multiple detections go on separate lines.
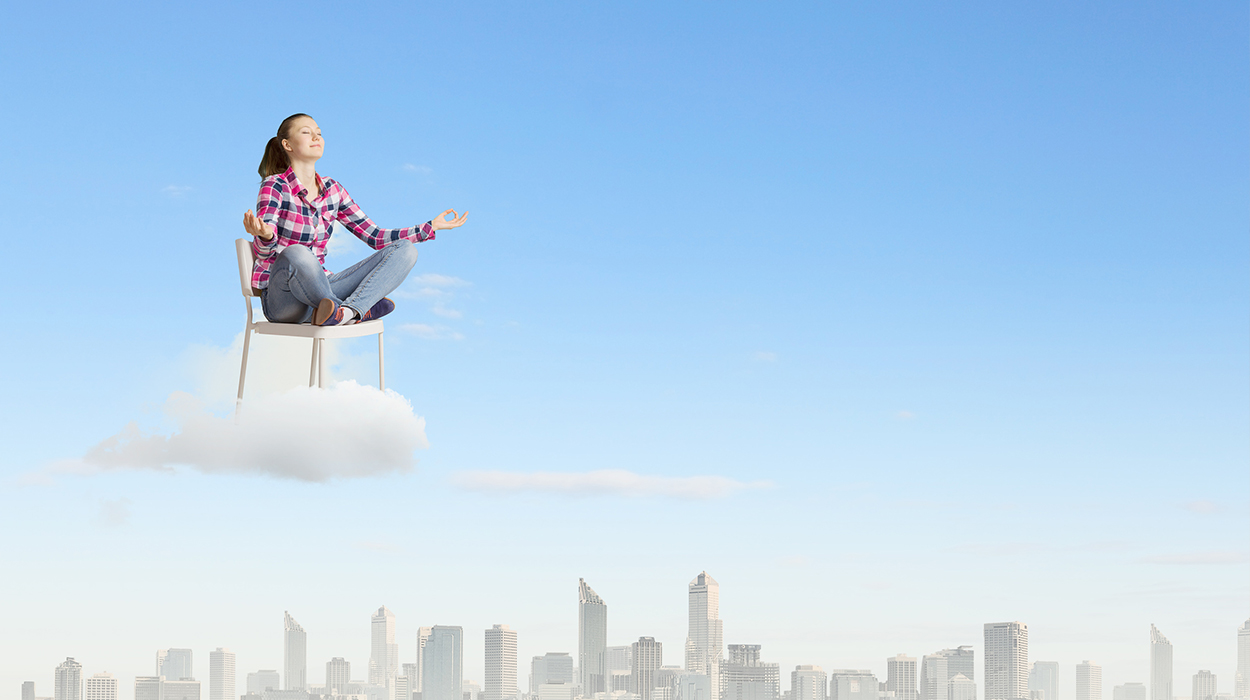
258, 113, 312, 179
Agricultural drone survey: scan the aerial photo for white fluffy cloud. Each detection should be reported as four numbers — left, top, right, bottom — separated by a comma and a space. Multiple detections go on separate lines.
55, 382, 427, 482
451, 469, 772, 499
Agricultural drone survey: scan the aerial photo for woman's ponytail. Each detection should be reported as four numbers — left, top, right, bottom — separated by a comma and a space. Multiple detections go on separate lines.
258, 113, 311, 179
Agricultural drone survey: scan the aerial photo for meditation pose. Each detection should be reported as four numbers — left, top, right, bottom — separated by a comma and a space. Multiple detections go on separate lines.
242, 113, 467, 326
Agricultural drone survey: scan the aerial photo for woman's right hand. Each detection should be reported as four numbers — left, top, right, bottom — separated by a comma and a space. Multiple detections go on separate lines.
243, 210, 275, 240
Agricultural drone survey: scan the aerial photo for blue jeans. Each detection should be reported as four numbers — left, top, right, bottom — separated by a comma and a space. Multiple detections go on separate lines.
261, 240, 418, 323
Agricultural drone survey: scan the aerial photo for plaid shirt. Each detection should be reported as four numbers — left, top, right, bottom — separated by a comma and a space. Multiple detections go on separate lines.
251, 167, 435, 289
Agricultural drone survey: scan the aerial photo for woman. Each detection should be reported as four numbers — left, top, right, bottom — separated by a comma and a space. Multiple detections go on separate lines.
242, 113, 467, 326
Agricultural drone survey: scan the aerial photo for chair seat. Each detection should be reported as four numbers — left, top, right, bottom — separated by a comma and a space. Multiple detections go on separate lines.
251, 318, 384, 339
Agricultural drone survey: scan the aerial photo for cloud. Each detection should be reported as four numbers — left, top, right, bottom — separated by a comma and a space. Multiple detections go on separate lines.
895, 410, 916, 420
162, 185, 192, 198
451, 469, 772, 499
752, 351, 777, 362
401, 323, 465, 341
409, 274, 470, 288
1182, 500, 1219, 514
402, 163, 433, 175
50, 382, 427, 483
1140, 551, 1249, 565
95, 498, 132, 527
431, 307, 463, 319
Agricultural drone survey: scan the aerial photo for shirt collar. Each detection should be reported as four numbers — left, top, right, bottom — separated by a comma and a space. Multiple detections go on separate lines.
280, 167, 325, 199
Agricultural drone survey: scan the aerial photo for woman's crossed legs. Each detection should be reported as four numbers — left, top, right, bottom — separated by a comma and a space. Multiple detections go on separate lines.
261, 240, 419, 323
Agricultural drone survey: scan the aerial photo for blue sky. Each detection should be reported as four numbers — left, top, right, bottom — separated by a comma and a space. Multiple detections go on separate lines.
1, 2, 1246, 699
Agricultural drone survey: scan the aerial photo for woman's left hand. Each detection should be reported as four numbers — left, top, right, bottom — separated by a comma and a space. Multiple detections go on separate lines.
431, 209, 468, 231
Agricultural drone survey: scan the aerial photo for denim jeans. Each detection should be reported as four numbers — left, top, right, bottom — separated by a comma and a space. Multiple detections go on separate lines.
261, 240, 419, 323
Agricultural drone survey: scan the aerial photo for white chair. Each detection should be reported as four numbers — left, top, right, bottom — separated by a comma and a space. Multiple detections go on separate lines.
234, 238, 385, 406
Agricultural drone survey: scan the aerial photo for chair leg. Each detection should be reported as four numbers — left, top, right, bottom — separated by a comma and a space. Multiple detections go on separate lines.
378, 331, 386, 391
318, 338, 327, 389
309, 338, 319, 388
236, 327, 252, 414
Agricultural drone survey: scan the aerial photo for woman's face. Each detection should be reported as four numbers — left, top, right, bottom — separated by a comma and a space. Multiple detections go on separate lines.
282, 117, 323, 163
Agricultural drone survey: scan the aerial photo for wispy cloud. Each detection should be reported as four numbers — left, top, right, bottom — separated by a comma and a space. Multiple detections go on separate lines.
431, 307, 463, 319
94, 497, 132, 527
162, 185, 192, 198
451, 469, 773, 499
1139, 551, 1249, 565
409, 273, 470, 288
895, 410, 916, 420
401, 323, 465, 341
752, 351, 777, 363
1182, 500, 1219, 514
402, 163, 433, 175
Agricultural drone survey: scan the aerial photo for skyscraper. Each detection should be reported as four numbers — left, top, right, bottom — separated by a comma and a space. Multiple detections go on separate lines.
687, 573, 724, 700
210, 649, 236, 700
948, 676, 974, 700
532, 653, 575, 695
1112, 684, 1145, 700
1237, 621, 1250, 700
633, 637, 663, 700
984, 623, 1028, 700
1192, 672, 1216, 700
86, 674, 118, 700
1029, 664, 1059, 700
163, 681, 200, 700
887, 656, 917, 700
1076, 663, 1100, 700
23, 682, 36, 700
485, 624, 519, 700
372, 607, 401, 700
285, 612, 308, 691
55, 659, 83, 700
416, 627, 433, 692
920, 657, 948, 700
829, 671, 878, 700
402, 663, 418, 700
579, 579, 608, 695
720, 645, 780, 700
791, 667, 827, 700
607, 648, 634, 675
936, 649, 974, 686
423, 626, 464, 700
135, 677, 162, 700
1150, 626, 1172, 700
328, 659, 351, 695
160, 651, 195, 682
246, 672, 280, 695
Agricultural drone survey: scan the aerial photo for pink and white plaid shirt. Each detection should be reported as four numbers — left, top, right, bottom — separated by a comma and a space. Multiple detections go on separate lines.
251, 167, 436, 289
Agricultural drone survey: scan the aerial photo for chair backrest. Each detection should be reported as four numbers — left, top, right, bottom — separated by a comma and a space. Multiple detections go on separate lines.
235, 238, 258, 297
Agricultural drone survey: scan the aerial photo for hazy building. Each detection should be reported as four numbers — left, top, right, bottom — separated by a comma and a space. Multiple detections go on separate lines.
86, 674, 117, 700
135, 678, 163, 700
608, 648, 634, 674
1076, 663, 1101, 700
1238, 621, 1250, 700
829, 670, 877, 700
55, 658, 83, 700
423, 625, 463, 700
248, 673, 281, 695
921, 657, 947, 700
285, 613, 308, 691
1193, 673, 1217, 700
327, 659, 351, 695
402, 664, 418, 700
687, 573, 724, 700
1030, 664, 1060, 700
160, 651, 195, 682
580, 579, 609, 696
887, 657, 917, 700
416, 627, 433, 692
949, 677, 974, 700
1113, 685, 1146, 700
533, 654, 576, 695
164, 681, 201, 700
538, 684, 576, 700
632, 637, 663, 700
656, 668, 689, 700
985, 623, 1028, 700
464, 681, 482, 700
485, 625, 519, 700
209, 649, 236, 700
936, 650, 973, 686
792, 667, 827, 700
720, 645, 780, 700
24, 682, 37, 700
1151, 626, 1173, 700
372, 607, 400, 700
679, 675, 714, 700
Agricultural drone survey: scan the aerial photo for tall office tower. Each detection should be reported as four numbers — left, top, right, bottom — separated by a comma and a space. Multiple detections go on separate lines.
161, 651, 195, 682
792, 667, 827, 700
163, 681, 201, 700
422, 626, 463, 700
687, 573, 724, 700
1150, 626, 1172, 700
887, 656, 917, 700
719, 645, 780, 700
1238, 620, 1250, 700
948, 676, 975, 700
656, 667, 690, 700
1029, 664, 1059, 700
24, 682, 37, 700
416, 627, 433, 692
1076, 663, 1101, 700
1192, 673, 1216, 700
936, 650, 974, 686
829, 670, 878, 700
247, 672, 281, 695
395, 676, 409, 700
135, 678, 163, 700
532, 653, 575, 694
485, 625, 519, 700
1112, 685, 1145, 700
285, 612, 308, 691
372, 607, 401, 700
55, 659, 83, 700
86, 674, 118, 700
920, 657, 948, 700
984, 623, 1028, 700
579, 579, 609, 695
402, 664, 418, 700
632, 637, 664, 700
210, 649, 236, 700
328, 659, 352, 694
607, 647, 634, 674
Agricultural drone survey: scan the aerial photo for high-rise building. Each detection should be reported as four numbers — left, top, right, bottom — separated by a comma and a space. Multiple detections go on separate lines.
1237, 621, 1250, 700
948, 676, 974, 700
24, 682, 37, 700
1192, 673, 1216, 700
160, 651, 195, 682
829, 671, 877, 700
1150, 626, 1172, 700
247, 672, 281, 695
719, 645, 780, 700
163, 680, 201, 700
1076, 663, 1100, 700
936, 650, 973, 686
887, 656, 917, 700
984, 623, 1028, 700
416, 627, 433, 693
791, 667, 826, 700
579, 579, 609, 695
210, 649, 236, 700
135, 677, 163, 700
531, 654, 575, 695
633, 637, 663, 700
1029, 664, 1059, 700
422, 626, 463, 700
1112, 684, 1145, 700
55, 659, 83, 700
687, 574, 724, 700
607, 648, 634, 675
285, 612, 308, 691
485, 625, 519, 700
372, 607, 401, 700
86, 674, 118, 700
920, 657, 948, 700
679, 675, 714, 700
328, 659, 351, 694
401, 663, 418, 700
